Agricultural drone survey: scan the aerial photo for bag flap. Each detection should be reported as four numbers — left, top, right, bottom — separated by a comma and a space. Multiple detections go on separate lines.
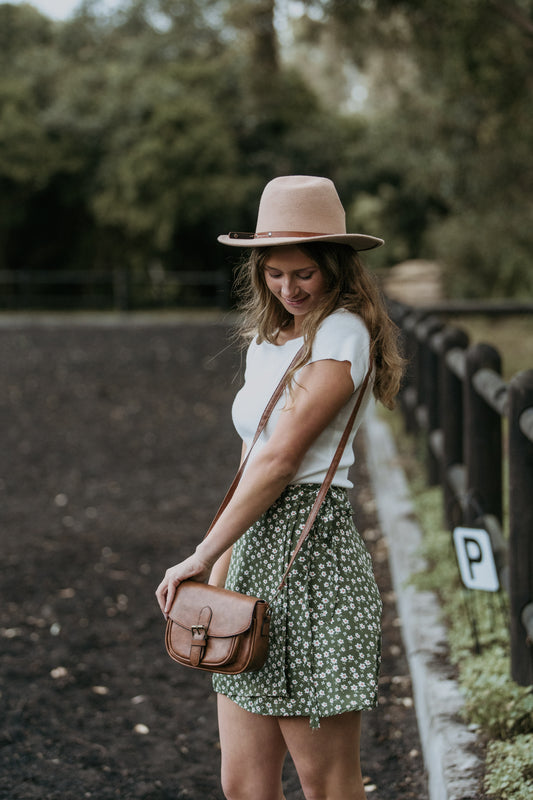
167, 581, 265, 637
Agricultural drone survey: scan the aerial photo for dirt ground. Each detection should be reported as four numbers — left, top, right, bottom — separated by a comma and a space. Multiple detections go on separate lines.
0, 318, 429, 800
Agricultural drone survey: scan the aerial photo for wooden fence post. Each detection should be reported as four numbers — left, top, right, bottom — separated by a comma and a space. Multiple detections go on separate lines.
416, 315, 444, 484
400, 310, 421, 433
463, 343, 503, 526
438, 327, 469, 528
508, 370, 533, 685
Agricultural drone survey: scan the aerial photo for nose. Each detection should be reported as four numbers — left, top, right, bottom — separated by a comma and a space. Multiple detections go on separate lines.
280, 275, 297, 297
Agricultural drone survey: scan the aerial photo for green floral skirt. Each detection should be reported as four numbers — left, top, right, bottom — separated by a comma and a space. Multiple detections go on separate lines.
212, 484, 382, 728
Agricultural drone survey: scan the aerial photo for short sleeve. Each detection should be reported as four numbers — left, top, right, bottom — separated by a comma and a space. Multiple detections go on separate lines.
307, 309, 370, 392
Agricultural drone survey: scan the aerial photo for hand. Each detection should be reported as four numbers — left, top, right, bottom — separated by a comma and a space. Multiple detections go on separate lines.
155, 552, 212, 617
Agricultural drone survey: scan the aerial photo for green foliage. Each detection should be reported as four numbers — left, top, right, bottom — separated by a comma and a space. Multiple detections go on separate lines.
0, 0, 372, 301
460, 648, 533, 740
295, 0, 533, 297
90, 68, 240, 249
427, 208, 533, 299
2, 0, 533, 303
485, 734, 533, 800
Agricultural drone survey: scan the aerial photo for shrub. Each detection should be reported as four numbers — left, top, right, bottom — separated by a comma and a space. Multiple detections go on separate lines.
460, 648, 533, 740
485, 734, 533, 800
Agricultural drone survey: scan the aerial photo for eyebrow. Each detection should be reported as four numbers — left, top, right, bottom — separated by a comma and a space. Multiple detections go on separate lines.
263, 264, 317, 272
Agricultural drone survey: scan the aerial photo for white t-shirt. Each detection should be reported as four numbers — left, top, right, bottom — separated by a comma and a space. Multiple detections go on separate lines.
232, 308, 374, 488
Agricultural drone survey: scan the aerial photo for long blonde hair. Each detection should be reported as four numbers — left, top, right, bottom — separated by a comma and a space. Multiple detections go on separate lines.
233, 242, 404, 409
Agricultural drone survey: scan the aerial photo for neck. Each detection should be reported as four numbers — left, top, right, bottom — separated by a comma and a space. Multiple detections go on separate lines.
276, 318, 302, 344
292, 318, 303, 338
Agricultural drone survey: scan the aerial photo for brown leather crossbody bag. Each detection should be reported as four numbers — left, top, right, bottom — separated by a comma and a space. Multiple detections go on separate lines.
165, 346, 372, 674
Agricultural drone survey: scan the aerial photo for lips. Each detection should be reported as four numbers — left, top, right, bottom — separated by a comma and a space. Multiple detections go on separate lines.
283, 296, 307, 308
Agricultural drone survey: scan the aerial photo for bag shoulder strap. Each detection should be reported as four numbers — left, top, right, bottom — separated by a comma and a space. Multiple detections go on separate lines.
275, 363, 372, 593
206, 344, 373, 591
205, 344, 306, 535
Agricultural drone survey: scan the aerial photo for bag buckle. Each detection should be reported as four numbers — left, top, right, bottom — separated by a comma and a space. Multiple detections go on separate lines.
189, 622, 209, 666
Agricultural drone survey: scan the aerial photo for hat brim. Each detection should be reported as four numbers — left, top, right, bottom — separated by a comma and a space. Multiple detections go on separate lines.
217, 233, 384, 251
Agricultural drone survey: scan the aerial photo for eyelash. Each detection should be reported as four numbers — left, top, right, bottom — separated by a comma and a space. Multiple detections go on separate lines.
267, 272, 314, 280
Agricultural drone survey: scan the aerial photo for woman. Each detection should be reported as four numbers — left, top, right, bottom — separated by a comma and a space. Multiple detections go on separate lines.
156, 175, 404, 800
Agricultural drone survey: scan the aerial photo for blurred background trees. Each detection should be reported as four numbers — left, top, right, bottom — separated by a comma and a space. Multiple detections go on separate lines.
0, 0, 532, 306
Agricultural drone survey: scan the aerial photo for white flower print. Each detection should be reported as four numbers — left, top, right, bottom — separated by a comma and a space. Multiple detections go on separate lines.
212, 484, 382, 729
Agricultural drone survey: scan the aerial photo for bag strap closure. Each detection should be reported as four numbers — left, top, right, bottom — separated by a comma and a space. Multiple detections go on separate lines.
206, 342, 373, 592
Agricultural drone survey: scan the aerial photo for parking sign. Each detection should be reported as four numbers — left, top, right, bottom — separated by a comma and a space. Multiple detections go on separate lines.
453, 527, 500, 592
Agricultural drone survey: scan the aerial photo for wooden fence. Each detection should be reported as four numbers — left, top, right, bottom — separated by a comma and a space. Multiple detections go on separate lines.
0, 268, 231, 310
389, 300, 533, 685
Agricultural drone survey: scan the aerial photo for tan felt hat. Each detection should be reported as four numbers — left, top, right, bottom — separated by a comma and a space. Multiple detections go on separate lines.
217, 175, 384, 251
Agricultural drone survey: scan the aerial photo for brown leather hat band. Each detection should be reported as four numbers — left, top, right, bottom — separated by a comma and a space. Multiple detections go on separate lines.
228, 231, 331, 240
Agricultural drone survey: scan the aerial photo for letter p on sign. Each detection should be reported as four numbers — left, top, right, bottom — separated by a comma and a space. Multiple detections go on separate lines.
453, 527, 500, 592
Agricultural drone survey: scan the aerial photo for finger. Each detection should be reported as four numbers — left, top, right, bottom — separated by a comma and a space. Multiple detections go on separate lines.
155, 581, 169, 614
164, 578, 180, 615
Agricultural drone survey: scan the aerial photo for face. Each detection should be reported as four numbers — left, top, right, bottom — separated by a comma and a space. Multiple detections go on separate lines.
263, 246, 328, 319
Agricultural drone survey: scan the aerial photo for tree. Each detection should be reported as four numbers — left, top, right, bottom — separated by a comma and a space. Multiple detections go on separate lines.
0, 0, 369, 303
6, 0, 529, 301
287, 0, 533, 296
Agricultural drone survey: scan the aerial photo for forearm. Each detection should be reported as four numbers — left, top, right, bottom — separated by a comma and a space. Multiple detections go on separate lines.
208, 546, 233, 587
195, 450, 294, 568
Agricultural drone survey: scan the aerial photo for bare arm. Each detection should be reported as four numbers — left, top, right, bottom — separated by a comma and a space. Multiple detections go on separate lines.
156, 359, 353, 614
208, 547, 233, 587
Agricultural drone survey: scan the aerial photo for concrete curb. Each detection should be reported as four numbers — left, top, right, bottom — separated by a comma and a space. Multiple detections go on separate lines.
363, 407, 482, 800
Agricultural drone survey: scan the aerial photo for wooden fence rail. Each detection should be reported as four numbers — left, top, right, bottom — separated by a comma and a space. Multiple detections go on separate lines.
0, 268, 230, 310
389, 300, 533, 685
